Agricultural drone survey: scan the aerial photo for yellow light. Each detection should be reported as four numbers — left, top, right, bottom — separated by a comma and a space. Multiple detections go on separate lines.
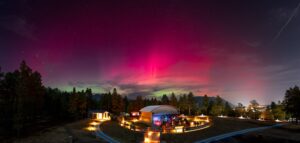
96, 113, 103, 120
132, 118, 139, 122
148, 131, 153, 136
89, 121, 99, 126
190, 122, 195, 127
275, 119, 281, 122
174, 126, 184, 133
144, 137, 150, 143
85, 126, 96, 131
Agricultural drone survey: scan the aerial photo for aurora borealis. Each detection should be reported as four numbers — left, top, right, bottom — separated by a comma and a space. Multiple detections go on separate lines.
1, 0, 300, 105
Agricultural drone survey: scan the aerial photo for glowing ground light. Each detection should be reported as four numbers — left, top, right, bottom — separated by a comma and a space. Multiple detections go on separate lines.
190, 122, 195, 127
218, 115, 227, 118
89, 121, 99, 126
258, 118, 264, 121
194, 115, 210, 123
174, 126, 184, 133
144, 130, 160, 143
132, 118, 139, 122
85, 126, 96, 131
239, 116, 245, 119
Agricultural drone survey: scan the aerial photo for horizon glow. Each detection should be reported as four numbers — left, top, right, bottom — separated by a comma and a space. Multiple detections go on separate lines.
1, 1, 300, 105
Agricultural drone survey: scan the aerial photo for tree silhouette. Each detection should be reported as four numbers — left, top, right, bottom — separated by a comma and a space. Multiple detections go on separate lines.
187, 92, 196, 115
270, 101, 285, 120
202, 94, 209, 114
169, 93, 178, 107
210, 96, 224, 116
283, 86, 300, 123
161, 94, 169, 105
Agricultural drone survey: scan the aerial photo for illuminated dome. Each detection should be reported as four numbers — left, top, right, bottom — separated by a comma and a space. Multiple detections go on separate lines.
140, 105, 178, 114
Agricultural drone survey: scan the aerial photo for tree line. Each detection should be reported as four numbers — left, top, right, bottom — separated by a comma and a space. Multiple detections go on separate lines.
0, 61, 98, 137
1, 61, 300, 137
99, 86, 300, 124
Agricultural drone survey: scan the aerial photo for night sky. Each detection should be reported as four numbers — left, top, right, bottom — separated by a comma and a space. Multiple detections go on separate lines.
1, 0, 300, 105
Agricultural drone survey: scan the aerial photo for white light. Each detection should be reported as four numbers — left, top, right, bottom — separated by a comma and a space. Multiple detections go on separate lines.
239, 116, 245, 119
275, 119, 281, 122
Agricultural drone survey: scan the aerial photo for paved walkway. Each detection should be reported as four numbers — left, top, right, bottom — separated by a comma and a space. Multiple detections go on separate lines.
194, 124, 285, 143
95, 122, 120, 143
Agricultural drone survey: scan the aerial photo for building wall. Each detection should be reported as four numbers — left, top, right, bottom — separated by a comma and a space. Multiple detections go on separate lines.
140, 112, 152, 123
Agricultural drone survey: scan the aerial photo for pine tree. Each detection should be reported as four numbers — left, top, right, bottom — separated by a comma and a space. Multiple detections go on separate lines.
161, 94, 169, 105
283, 86, 300, 123
170, 93, 178, 107
202, 95, 209, 114
187, 92, 196, 115
123, 96, 129, 112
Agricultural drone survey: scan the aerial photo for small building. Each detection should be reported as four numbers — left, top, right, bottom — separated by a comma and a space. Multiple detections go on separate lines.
131, 111, 140, 117
89, 110, 110, 121
140, 105, 178, 125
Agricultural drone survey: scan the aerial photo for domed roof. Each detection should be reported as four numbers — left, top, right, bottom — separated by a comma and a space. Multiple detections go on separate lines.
140, 105, 178, 114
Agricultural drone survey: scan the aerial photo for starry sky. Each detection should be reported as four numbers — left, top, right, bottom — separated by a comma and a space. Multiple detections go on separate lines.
1, 0, 300, 105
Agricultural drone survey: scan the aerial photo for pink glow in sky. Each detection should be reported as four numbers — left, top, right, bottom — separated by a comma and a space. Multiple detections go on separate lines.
1, 1, 300, 105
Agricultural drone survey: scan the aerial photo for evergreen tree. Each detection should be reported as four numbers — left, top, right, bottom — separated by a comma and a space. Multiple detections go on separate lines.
271, 101, 285, 120
207, 100, 214, 115
202, 94, 209, 114
123, 96, 129, 112
235, 103, 245, 117
187, 92, 196, 115
210, 96, 224, 116
135, 95, 144, 110
283, 86, 300, 123
161, 94, 169, 105
178, 94, 188, 114
169, 93, 178, 107
111, 88, 124, 114
224, 102, 233, 116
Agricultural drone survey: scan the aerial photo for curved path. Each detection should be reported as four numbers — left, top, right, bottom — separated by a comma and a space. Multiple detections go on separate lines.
95, 122, 120, 143
194, 123, 285, 143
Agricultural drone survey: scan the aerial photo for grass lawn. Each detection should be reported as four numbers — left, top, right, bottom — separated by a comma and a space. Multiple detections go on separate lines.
101, 117, 275, 143
10, 119, 106, 143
